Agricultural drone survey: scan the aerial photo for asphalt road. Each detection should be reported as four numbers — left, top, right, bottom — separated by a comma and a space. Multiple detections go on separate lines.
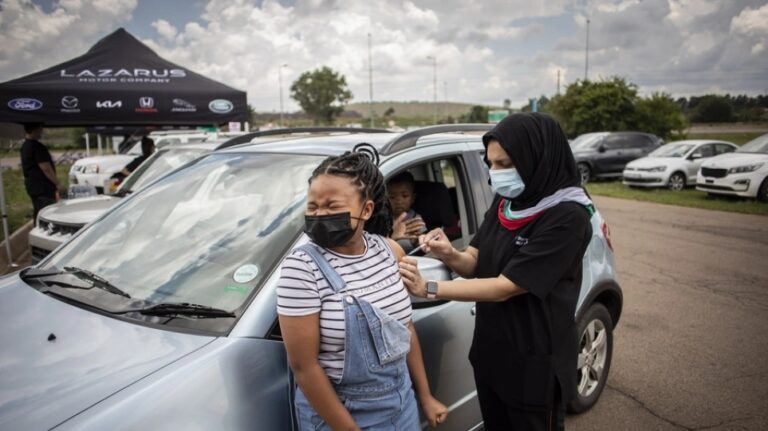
566, 196, 768, 431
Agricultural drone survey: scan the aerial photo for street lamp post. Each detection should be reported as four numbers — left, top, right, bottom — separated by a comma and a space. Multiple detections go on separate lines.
585, 18, 590, 81
426, 56, 437, 124
368, 33, 374, 128
279, 63, 288, 127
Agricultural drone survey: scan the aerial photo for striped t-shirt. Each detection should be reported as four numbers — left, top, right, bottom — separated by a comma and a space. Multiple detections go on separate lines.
277, 233, 413, 382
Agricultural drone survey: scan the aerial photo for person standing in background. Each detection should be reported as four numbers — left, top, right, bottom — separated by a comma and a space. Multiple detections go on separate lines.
20, 123, 63, 225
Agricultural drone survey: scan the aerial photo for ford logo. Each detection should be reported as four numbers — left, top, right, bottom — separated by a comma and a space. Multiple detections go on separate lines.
209, 99, 233, 114
8, 98, 43, 111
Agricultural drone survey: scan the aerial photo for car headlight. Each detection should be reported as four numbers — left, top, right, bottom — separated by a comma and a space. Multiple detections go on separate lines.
728, 163, 764, 174
83, 164, 100, 174
647, 166, 666, 172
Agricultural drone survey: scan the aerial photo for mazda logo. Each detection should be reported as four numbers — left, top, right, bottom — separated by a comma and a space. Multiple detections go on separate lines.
61, 96, 79, 109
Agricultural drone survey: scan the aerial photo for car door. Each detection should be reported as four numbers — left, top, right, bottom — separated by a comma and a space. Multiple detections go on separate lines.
594, 135, 623, 174
687, 144, 715, 181
381, 143, 488, 431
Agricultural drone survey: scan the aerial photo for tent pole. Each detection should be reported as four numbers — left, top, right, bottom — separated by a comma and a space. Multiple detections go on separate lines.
0, 169, 15, 269
85, 133, 90, 157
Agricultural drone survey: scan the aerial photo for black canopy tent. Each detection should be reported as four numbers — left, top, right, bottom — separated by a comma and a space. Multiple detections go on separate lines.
0, 28, 248, 126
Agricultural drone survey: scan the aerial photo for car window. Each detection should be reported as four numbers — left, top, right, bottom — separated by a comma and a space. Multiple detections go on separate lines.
737, 134, 768, 154
119, 147, 209, 192
695, 144, 714, 158
155, 138, 182, 149
715, 144, 736, 155
602, 135, 624, 150
45, 153, 324, 328
126, 141, 143, 155
649, 143, 694, 157
391, 156, 476, 247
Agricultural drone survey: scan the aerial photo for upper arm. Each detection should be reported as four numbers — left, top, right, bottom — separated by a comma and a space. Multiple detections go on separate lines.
387, 237, 406, 261
279, 313, 321, 371
38, 162, 54, 174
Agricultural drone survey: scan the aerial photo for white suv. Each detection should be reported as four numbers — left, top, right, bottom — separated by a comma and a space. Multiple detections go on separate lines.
696, 133, 768, 202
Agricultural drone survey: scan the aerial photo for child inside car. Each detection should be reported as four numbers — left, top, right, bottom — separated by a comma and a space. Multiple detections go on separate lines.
387, 171, 427, 253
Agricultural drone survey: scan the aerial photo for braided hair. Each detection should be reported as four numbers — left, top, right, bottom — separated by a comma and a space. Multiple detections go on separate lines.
309, 148, 393, 237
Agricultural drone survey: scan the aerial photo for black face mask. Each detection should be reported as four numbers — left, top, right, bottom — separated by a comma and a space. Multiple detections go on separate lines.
304, 212, 362, 249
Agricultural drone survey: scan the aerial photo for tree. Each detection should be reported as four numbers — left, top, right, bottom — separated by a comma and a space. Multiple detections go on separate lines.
460, 105, 489, 123
290, 66, 353, 125
384, 107, 396, 118
692, 95, 734, 123
548, 77, 638, 137
635, 93, 688, 140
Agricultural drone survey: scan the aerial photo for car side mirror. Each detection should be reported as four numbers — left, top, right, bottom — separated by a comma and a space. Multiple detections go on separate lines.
690, 152, 703, 160
598, 144, 606, 153
409, 256, 452, 307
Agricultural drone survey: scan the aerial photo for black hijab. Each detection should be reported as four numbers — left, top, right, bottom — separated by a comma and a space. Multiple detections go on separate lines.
482, 112, 580, 210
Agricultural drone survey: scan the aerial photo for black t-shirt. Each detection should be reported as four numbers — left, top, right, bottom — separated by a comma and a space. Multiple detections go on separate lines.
468, 197, 592, 409
20, 139, 56, 197
124, 154, 148, 173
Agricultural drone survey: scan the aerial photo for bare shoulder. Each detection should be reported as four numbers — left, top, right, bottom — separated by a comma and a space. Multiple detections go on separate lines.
385, 237, 406, 260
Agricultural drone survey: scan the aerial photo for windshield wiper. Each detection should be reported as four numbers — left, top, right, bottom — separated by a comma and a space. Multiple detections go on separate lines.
126, 302, 236, 319
21, 266, 130, 298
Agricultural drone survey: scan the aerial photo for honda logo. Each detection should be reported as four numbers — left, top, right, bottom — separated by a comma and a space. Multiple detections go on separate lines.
96, 100, 122, 108
139, 97, 154, 108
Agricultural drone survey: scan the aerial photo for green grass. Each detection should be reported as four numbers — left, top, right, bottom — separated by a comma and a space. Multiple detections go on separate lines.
586, 180, 768, 216
0, 164, 72, 241
685, 132, 763, 146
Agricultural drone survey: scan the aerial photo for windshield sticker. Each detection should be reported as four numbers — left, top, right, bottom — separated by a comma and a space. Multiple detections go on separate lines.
224, 285, 251, 294
233, 264, 259, 283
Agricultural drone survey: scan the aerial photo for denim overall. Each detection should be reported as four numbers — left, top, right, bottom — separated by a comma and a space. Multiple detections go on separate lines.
293, 244, 420, 430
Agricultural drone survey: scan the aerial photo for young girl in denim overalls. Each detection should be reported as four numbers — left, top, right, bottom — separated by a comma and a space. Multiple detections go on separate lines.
278, 149, 448, 430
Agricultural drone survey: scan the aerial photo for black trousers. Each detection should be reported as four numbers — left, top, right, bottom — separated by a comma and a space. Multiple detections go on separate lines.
31, 194, 56, 225
476, 378, 565, 431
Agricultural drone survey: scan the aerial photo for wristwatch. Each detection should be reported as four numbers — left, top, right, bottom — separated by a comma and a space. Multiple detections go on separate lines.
426, 280, 439, 300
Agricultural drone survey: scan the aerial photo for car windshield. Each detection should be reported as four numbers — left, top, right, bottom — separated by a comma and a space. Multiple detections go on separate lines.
571, 133, 606, 149
648, 143, 694, 158
44, 153, 322, 313
119, 147, 209, 192
736, 134, 768, 154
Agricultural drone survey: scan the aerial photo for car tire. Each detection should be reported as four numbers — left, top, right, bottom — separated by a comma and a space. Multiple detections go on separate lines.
578, 163, 592, 185
758, 178, 768, 203
568, 303, 614, 414
667, 172, 686, 191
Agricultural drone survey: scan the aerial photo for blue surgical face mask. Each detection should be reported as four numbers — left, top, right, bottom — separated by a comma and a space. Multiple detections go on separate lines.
489, 168, 525, 198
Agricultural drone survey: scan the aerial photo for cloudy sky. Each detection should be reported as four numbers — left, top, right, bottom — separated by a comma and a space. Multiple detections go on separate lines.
0, 0, 766, 112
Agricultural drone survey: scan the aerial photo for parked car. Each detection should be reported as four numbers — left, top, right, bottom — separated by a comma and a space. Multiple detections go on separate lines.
572, 131, 663, 184
1, 125, 622, 430
69, 132, 210, 194
31, 142, 219, 263
622, 140, 737, 191
696, 133, 768, 202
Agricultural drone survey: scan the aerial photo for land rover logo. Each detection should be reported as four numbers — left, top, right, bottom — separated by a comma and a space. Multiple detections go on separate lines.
209, 99, 233, 114
8, 98, 43, 111
61, 96, 79, 109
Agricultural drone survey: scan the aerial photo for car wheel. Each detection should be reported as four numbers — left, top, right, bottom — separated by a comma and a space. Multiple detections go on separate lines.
758, 178, 768, 203
667, 172, 686, 191
568, 303, 614, 414
578, 163, 592, 185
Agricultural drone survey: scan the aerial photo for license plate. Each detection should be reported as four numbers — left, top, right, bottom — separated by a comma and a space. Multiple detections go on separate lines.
706, 179, 714, 184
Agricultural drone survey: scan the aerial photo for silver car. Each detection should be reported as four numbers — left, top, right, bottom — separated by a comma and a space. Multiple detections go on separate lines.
0, 125, 622, 430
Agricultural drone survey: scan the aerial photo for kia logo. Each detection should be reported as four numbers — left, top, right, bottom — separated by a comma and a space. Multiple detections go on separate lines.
139, 97, 154, 108
96, 100, 122, 108
61, 96, 79, 109
209, 99, 233, 114
8, 98, 43, 111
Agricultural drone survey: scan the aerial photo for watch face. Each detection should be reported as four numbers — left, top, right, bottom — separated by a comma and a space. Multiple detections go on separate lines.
427, 281, 438, 295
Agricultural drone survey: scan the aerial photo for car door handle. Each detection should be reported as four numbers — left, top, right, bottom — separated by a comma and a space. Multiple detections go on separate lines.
471, 305, 476, 315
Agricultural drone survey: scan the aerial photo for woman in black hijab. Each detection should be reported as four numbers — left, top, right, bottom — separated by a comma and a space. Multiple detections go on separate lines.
399, 113, 594, 430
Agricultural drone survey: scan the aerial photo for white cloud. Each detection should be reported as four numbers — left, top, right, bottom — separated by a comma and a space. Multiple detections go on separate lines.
152, 19, 178, 41
730, 4, 768, 36
0, 0, 137, 76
